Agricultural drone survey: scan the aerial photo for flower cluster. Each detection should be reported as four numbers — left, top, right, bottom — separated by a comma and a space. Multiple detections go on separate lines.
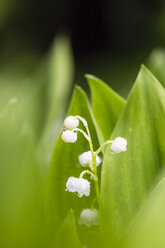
61, 115, 127, 227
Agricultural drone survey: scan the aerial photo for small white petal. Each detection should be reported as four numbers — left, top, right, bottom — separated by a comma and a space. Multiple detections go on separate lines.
96, 155, 102, 167
61, 130, 77, 143
111, 137, 127, 153
77, 178, 90, 197
64, 116, 79, 129
65, 177, 78, 193
79, 209, 99, 227
78, 151, 102, 168
66, 177, 90, 197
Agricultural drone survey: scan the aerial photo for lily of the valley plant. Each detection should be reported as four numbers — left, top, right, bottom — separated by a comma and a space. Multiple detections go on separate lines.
61, 115, 127, 227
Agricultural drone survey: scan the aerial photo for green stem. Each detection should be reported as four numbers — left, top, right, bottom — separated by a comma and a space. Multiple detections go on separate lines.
79, 170, 97, 181
85, 124, 100, 205
92, 155, 100, 204
72, 128, 90, 141
75, 115, 100, 205
95, 140, 113, 156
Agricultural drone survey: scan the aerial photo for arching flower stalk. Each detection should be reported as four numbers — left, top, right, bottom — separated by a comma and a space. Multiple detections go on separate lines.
62, 115, 127, 223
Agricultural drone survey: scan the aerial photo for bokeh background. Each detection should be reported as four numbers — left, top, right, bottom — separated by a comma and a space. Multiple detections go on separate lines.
1, 0, 165, 96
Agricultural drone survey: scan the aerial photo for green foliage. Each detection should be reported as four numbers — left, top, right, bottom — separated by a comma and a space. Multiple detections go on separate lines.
39, 35, 74, 166
0, 94, 44, 248
0, 35, 74, 247
100, 66, 165, 242
48, 36, 74, 122
126, 178, 165, 248
148, 49, 165, 87
2, 42, 165, 248
86, 74, 125, 142
56, 210, 81, 248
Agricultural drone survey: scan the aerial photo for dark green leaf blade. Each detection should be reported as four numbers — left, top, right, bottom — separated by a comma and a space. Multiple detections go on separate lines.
100, 66, 165, 244
86, 74, 125, 142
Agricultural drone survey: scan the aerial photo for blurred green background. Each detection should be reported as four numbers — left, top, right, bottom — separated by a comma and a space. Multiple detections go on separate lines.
1, 0, 165, 247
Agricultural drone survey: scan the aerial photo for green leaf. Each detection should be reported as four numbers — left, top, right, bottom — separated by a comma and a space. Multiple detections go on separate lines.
100, 66, 165, 244
39, 35, 74, 166
46, 86, 100, 227
56, 210, 81, 248
47, 35, 74, 123
148, 49, 165, 87
0, 107, 44, 247
126, 178, 165, 248
86, 74, 125, 142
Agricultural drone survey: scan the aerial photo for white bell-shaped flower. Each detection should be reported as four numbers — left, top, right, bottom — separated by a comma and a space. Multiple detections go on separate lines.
64, 116, 79, 129
66, 177, 90, 197
61, 130, 77, 143
79, 208, 99, 227
111, 137, 127, 153
78, 151, 102, 168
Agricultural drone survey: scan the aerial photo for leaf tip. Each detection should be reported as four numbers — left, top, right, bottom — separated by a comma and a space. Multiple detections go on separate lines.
140, 64, 161, 84
74, 84, 82, 91
73, 84, 87, 99
140, 64, 150, 72
85, 74, 96, 80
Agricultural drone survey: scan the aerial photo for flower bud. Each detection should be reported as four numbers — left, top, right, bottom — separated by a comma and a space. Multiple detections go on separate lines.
111, 137, 127, 153
78, 151, 102, 168
61, 130, 77, 143
66, 177, 90, 197
79, 208, 99, 227
64, 116, 79, 129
